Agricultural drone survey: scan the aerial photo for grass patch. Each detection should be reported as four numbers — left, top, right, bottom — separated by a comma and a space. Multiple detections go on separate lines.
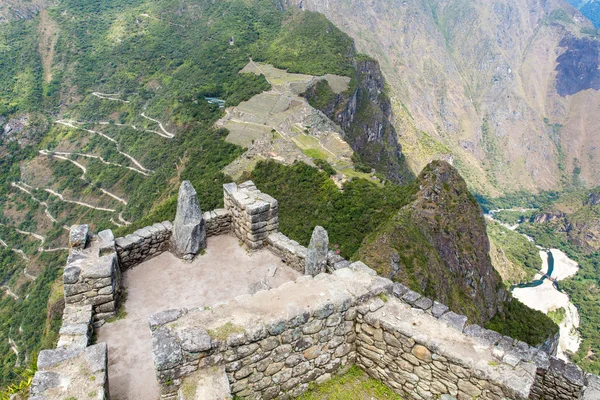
207, 322, 245, 341
297, 366, 401, 399
106, 289, 128, 323
548, 307, 566, 325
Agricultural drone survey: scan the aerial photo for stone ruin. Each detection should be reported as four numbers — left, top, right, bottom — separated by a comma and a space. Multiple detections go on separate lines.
30, 181, 600, 400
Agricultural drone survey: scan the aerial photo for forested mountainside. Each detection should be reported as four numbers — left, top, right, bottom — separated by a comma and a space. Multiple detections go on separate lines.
0, 0, 416, 387
482, 188, 600, 373
358, 161, 505, 325
283, 0, 600, 196
0, 0, 592, 392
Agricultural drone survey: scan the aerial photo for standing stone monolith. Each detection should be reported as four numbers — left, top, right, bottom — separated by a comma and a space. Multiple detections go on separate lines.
171, 181, 206, 260
305, 226, 328, 276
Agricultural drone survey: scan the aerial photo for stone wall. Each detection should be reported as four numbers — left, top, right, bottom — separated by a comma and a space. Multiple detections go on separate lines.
356, 282, 600, 400
204, 208, 232, 237
149, 263, 392, 399
266, 232, 307, 273
30, 343, 109, 400
115, 221, 172, 270
30, 227, 110, 399
63, 227, 121, 326
224, 181, 279, 249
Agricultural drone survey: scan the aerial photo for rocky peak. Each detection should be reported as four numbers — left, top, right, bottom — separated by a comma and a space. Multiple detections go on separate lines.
358, 160, 505, 324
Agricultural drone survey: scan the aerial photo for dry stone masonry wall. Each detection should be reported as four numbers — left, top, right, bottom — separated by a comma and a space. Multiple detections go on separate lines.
204, 208, 232, 237
30, 227, 110, 400
149, 263, 392, 399
115, 221, 172, 270
63, 226, 121, 326
224, 181, 279, 249
30, 183, 600, 400
266, 232, 307, 273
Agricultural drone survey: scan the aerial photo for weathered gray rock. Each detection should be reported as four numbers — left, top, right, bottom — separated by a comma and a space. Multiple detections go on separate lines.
69, 224, 89, 249
171, 181, 206, 260
305, 226, 328, 276
177, 327, 212, 353
97, 229, 115, 256
584, 373, 600, 399
392, 282, 409, 298
148, 308, 186, 330
439, 311, 468, 332
431, 301, 449, 318
152, 328, 183, 371
63, 266, 81, 284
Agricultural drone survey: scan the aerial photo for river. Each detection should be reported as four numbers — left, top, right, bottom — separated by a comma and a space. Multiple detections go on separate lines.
486, 210, 581, 360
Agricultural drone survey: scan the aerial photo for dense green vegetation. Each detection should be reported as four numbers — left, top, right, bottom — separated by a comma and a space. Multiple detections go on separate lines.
260, 11, 355, 76
475, 191, 560, 213
250, 160, 415, 259
296, 366, 401, 400
490, 210, 535, 226
485, 299, 559, 347
549, 307, 566, 325
487, 221, 542, 284
519, 222, 600, 373
0, 0, 383, 387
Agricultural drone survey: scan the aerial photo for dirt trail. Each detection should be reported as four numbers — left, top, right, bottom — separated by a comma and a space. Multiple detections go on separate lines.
0, 223, 68, 253
100, 189, 128, 205
1, 286, 18, 301
0, 237, 29, 262
98, 121, 171, 139
39, 150, 150, 176
140, 113, 175, 138
8, 338, 20, 367
44, 188, 117, 213
11, 182, 58, 224
0, 237, 35, 280
92, 92, 130, 103
39, 150, 128, 205
55, 120, 153, 174
119, 213, 132, 226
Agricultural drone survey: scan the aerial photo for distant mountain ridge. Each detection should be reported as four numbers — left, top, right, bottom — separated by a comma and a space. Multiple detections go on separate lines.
283, 0, 600, 196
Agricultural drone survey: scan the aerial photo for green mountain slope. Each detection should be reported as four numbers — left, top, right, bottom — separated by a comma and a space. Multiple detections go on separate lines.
357, 161, 506, 324
0, 0, 416, 387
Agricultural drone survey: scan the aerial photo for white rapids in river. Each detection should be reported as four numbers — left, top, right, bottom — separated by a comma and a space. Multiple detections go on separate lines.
512, 249, 581, 360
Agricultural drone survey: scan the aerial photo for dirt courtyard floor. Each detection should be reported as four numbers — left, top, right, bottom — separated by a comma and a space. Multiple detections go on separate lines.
97, 234, 301, 400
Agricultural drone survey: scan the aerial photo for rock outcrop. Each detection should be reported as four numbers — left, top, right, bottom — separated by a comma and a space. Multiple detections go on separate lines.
171, 181, 206, 260
303, 56, 413, 185
358, 160, 505, 324
305, 226, 329, 276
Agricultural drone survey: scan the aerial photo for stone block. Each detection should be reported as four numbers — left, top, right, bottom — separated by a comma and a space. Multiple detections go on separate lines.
439, 311, 468, 332
69, 224, 89, 249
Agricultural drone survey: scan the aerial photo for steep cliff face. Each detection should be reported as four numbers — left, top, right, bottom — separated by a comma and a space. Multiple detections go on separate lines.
283, 0, 600, 196
304, 57, 414, 184
358, 160, 506, 324
532, 187, 600, 253
0, 0, 50, 23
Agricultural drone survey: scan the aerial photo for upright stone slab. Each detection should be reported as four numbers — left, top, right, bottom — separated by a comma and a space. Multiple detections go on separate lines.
171, 181, 206, 260
69, 224, 89, 249
305, 226, 328, 276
